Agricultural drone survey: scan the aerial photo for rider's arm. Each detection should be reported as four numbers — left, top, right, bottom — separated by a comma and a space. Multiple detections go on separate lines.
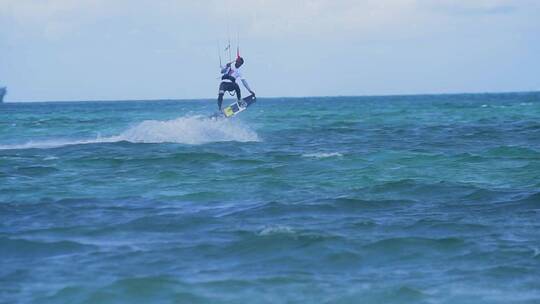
220, 62, 231, 74
241, 79, 254, 95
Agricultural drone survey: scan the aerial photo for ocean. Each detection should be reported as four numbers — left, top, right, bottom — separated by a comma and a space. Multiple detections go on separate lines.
1, 92, 539, 303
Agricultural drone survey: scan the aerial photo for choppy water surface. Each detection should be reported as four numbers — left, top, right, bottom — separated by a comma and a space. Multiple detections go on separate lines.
1, 93, 539, 303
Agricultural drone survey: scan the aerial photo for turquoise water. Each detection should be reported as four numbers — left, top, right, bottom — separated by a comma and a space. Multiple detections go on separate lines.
1, 93, 539, 303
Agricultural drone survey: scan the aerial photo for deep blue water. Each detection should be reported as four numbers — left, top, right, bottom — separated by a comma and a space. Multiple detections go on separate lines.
1, 93, 540, 303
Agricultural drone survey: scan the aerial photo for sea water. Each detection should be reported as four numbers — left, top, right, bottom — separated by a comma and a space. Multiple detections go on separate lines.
1, 93, 539, 303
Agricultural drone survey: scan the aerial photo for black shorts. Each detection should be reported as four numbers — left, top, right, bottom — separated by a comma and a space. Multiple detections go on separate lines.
219, 81, 239, 92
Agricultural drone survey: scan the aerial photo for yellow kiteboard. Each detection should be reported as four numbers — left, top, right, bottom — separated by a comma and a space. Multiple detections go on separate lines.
222, 94, 257, 118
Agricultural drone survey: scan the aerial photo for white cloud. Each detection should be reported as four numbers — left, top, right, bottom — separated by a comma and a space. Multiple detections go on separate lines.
1, 0, 539, 100
0, 0, 109, 40
2, 0, 538, 41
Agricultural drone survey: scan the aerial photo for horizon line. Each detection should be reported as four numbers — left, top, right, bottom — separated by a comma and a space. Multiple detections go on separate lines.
3, 89, 539, 104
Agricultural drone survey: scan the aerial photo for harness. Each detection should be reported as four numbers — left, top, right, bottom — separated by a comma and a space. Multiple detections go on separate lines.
221, 67, 237, 96
221, 67, 236, 83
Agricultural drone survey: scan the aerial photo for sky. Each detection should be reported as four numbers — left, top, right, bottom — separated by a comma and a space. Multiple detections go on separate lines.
0, 0, 539, 102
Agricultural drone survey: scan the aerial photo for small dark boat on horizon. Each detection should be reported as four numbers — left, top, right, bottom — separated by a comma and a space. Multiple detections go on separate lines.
0, 87, 6, 103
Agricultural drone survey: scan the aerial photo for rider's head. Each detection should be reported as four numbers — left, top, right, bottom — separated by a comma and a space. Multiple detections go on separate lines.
235, 57, 244, 68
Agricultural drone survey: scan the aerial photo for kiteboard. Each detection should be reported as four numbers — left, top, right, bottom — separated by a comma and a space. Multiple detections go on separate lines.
211, 94, 256, 119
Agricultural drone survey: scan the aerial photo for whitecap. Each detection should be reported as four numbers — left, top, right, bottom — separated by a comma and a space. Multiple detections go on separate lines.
302, 152, 343, 159
258, 225, 295, 236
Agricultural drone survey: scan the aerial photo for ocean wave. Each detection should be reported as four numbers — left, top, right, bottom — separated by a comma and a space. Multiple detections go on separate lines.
363, 237, 466, 253
0, 115, 259, 150
302, 152, 343, 158
258, 225, 295, 236
12, 166, 60, 177
0, 137, 118, 150
0, 237, 96, 259
485, 146, 540, 159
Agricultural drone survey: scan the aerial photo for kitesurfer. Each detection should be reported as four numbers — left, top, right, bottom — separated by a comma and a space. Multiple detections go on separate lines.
217, 56, 255, 111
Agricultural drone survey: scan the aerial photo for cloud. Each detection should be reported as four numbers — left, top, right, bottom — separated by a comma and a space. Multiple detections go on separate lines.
0, 0, 109, 40
1, 0, 537, 41
201, 0, 538, 41
420, 0, 518, 15
211, 0, 423, 39
1, 0, 539, 100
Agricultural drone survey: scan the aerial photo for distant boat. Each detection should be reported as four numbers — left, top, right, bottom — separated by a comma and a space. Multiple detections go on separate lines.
0, 87, 6, 103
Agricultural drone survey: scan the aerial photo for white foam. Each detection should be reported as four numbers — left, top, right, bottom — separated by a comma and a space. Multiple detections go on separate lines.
0, 115, 259, 150
115, 115, 259, 145
259, 225, 295, 236
303, 152, 343, 159
0, 138, 117, 150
